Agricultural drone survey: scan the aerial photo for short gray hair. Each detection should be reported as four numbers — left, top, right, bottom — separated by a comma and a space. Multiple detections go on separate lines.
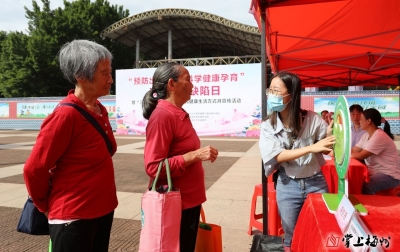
58, 40, 113, 85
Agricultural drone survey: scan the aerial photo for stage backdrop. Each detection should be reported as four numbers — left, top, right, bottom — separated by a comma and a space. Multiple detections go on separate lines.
314, 97, 399, 118
115, 64, 261, 136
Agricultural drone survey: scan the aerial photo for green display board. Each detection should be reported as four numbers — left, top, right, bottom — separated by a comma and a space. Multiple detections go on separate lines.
322, 95, 367, 215
333, 95, 351, 194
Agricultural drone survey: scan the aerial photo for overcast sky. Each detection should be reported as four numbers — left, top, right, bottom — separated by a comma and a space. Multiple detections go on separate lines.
0, 0, 257, 33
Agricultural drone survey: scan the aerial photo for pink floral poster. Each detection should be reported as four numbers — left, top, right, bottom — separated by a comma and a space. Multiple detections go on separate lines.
116, 64, 261, 137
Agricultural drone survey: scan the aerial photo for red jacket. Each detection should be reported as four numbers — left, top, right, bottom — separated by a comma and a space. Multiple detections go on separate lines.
24, 90, 118, 220
144, 99, 206, 210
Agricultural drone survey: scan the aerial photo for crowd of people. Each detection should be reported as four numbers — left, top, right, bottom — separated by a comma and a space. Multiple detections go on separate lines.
319, 103, 400, 196
22, 39, 399, 252
261, 76, 399, 251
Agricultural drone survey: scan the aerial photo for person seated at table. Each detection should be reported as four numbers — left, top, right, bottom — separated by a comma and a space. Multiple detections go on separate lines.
259, 71, 335, 252
325, 112, 334, 125
351, 108, 400, 194
350, 104, 367, 148
321, 110, 328, 120
320, 110, 332, 125
381, 117, 394, 140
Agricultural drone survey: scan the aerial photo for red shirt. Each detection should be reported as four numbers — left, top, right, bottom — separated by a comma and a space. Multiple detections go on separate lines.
23, 90, 118, 220
144, 99, 205, 209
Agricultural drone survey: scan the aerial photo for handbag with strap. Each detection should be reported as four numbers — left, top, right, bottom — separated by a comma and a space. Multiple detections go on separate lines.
139, 159, 182, 252
17, 102, 113, 236
58, 102, 113, 155
195, 207, 222, 252
17, 197, 49, 235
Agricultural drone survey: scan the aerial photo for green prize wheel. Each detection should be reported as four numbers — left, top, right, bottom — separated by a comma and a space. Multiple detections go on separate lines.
323, 96, 367, 215
333, 95, 351, 194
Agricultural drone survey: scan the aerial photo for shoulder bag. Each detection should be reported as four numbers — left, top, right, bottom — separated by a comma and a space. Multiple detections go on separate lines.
17, 102, 113, 235
17, 197, 49, 235
139, 159, 182, 252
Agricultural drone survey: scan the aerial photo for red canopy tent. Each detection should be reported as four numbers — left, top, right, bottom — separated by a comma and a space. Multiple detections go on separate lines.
250, 0, 400, 88
248, 0, 400, 237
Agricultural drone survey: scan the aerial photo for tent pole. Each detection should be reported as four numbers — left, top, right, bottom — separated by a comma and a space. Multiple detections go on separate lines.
349, 69, 352, 86
260, 1, 268, 236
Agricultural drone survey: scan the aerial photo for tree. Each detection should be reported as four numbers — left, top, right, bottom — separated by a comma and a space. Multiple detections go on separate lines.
0, 32, 35, 97
0, 0, 134, 97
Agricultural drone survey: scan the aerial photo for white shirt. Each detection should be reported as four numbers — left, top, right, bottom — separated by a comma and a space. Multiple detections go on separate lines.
351, 124, 366, 148
259, 111, 327, 178
356, 129, 400, 180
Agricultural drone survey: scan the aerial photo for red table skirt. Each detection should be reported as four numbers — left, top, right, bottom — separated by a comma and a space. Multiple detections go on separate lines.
321, 158, 369, 194
292, 193, 400, 251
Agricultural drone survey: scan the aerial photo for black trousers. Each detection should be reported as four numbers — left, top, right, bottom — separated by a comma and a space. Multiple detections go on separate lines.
180, 205, 202, 252
49, 211, 114, 252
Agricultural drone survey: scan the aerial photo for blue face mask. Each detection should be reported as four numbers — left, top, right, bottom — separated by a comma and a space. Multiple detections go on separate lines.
267, 94, 290, 112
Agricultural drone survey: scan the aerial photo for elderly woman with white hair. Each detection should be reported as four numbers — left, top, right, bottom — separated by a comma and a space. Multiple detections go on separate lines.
23, 40, 117, 252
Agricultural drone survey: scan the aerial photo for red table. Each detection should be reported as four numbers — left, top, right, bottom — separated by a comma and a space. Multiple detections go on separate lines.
292, 194, 400, 251
321, 158, 369, 194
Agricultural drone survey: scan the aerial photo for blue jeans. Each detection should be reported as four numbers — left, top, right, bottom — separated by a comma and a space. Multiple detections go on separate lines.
362, 172, 400, 194
276, 169, 328, 247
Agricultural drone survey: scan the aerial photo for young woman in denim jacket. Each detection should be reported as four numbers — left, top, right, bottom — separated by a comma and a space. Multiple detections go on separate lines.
259, 72, 335, 251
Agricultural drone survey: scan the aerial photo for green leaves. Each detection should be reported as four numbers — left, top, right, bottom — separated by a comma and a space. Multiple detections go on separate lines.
0, 0, 134, 97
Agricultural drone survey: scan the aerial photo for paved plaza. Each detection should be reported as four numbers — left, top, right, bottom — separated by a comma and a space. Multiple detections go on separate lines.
0, 130, 262, 252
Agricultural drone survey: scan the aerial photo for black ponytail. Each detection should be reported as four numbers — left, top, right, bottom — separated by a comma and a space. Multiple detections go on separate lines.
142, 62, 181, 119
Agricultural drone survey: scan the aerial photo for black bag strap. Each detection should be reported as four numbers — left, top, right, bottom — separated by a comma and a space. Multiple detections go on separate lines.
58, 103, 113, 155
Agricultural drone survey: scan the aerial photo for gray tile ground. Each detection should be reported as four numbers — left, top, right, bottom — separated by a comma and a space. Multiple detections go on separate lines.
0, 130, 257, 251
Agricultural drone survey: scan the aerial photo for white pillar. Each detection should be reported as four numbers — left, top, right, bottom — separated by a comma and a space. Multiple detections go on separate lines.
168, 30, 172, 61
135, 39, 140, 68
348, 86, 363, 91
305, 87, 318, 92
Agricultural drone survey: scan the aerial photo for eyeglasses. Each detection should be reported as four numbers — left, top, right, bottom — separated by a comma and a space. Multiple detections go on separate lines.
266, 88, 290, 98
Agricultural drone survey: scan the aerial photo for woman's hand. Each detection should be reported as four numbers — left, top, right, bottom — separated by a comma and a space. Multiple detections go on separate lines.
183, 146, 219, 166
195, 146, 219, 163
311, 136, 336, 153
275, 136, 335, 163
